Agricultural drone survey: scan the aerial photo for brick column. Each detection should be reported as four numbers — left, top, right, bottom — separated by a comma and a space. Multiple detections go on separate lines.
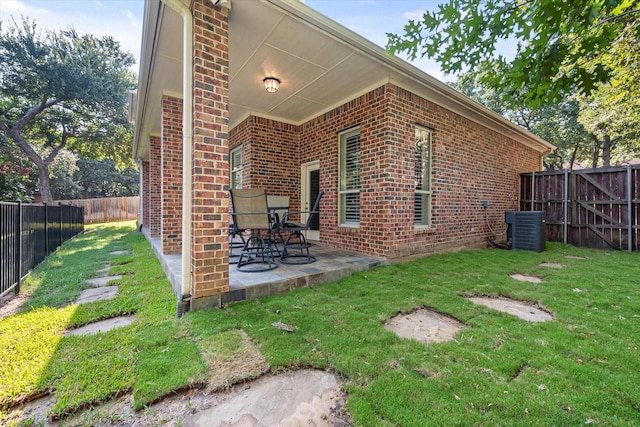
161, 95, 183, 254
141, 160, 150, 229
190, 0, 230, 308
149, 135, 161, 238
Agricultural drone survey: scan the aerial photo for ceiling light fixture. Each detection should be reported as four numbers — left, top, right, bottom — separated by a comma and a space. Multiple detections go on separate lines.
263, 77, 280, 93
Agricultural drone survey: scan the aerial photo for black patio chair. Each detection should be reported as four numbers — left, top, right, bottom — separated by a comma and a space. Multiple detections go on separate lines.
230, 188, 279, 272
280, 190, 324, 264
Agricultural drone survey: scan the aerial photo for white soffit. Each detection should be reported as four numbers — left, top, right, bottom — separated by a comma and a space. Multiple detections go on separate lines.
135, 0, 554, 158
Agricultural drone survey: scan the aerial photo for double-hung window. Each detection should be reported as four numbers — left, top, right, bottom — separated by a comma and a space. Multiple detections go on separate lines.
230, 145, 243, 189
414, 126, 432, 226
339, 128, 360, 226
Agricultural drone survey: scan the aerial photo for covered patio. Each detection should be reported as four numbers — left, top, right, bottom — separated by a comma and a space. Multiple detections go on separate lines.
146, 232, 387, 310
131, 0, 553, 313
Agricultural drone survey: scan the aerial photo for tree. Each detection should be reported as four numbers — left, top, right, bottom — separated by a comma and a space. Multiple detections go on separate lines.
387, 0, 640, 108
74, 158, 139, 199
0, 134, 35, 201
577, 21, 640, 167
0, 18, 136, 203
451, 73, 594, 170
49, 150, 81, 200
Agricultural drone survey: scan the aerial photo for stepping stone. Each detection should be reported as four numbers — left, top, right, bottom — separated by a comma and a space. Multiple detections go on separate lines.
86, 275, 122, 287
510, 273, 544, 283
565, 255, 586, 260
384, 309, 465, 344
97, 265, 111, 274
183, 369, 346, 427
76, 286, 118, 304
65, 315, 135, 336
468, 297, 553, 322
538, 262, 566, 268
110, 250, 130, 256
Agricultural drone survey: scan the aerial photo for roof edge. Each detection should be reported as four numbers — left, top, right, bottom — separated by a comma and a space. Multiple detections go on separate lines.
266, 0, 555, 155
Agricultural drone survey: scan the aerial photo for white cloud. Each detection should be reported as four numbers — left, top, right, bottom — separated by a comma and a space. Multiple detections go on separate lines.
0, 0, 51, 23
1, 1, 143, 71
93, 0, 108, 10
404, 9, 425, 21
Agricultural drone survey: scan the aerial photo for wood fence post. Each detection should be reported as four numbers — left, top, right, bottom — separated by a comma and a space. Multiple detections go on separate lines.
627, 165, 632, 252
570, 172, 577, 230
564, 168, 568, 244
531, 172, 535, 211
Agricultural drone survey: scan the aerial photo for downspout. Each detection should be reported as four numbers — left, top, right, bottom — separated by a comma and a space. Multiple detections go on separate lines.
161, 0, 193, 316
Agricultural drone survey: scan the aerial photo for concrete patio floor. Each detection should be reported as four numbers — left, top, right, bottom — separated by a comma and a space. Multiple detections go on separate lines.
145, 232, 388, 308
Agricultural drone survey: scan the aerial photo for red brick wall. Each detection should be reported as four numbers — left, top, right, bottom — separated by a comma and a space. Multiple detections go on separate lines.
161, 95, 183, 254
149, 135, 161, 238
384, 85, 541, 258
230, 116, 299, 210
141, 160, 150, 229
299, 86, 389, 254
241, 83, 542, 259
229, 117, 252, 190
190, 0, 230, 304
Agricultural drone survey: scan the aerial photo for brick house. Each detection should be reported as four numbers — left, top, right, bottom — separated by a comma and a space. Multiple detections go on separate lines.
131, 0, 554, 311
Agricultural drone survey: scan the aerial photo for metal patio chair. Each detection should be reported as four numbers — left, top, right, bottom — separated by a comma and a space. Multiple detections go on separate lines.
267, 195, 290, 254
280, 190, 324, 264
230, 188, 279, 272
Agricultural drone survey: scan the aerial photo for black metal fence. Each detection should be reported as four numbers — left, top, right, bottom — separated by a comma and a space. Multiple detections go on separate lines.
1, 202, 84, 297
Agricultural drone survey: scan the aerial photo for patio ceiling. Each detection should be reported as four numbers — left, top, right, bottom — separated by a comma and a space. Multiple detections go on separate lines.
132, 0, 555, 160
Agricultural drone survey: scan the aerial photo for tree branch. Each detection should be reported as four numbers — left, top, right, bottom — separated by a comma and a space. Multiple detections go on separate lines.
44, 131, 68, 164
6, 128, 45, 167
591, 9, 640, 31
12, 97, 61, 132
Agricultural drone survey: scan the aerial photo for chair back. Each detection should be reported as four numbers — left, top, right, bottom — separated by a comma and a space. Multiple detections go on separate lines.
230, 188, 270, 230
267, 195, 290, 224
304, 190, 324, 228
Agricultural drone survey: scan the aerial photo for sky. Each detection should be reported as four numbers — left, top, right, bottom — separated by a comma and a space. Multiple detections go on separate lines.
0, 0, 451, 81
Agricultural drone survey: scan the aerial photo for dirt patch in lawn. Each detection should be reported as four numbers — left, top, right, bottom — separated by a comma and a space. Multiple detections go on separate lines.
384, 308, 466, 344
6, 329, 349, 426
0, 290, 30, 320
200, 329, 270, 391
7, 370, 350, 427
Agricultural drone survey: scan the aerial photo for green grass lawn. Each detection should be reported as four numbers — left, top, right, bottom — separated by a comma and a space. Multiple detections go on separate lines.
1, 221, 639, 425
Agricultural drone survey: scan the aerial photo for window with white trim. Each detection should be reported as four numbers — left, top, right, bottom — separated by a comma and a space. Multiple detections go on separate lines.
339, 128, 360, 226
414, 126, 432, 226
230, 145, 243, 189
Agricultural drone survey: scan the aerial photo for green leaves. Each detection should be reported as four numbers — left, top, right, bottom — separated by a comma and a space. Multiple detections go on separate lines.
0, 18, 136, 202
386, 0, 638, 108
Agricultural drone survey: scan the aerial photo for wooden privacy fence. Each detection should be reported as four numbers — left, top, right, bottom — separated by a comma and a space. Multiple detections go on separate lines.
55, 197, 139, 224
520, 165, 639, 251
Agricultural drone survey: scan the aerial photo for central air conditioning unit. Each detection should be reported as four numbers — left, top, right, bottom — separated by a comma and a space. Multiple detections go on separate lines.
505, 211, 546, 252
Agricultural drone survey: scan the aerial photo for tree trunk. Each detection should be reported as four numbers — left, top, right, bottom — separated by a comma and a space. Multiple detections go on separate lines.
570, 145, 578, 171
602, 134, 611, 167
592, 136, 601, 169
37, 164, 54, 203
3, 126, 63, 204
